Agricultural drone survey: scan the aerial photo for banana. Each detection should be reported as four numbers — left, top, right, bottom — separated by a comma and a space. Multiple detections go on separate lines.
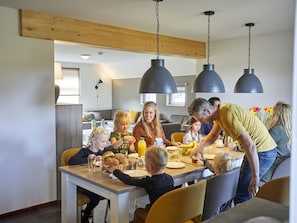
192, 141, 198, 148
180, 142, 194, 155
181, 141, 198, 155
180, 141, 193, 148
184, 147, 194, 155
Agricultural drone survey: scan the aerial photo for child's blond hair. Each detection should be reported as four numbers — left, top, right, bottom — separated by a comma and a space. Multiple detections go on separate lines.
145, 146, 168, 172
213, 152, 232, 174
87, 127, 108, 146
113, 110, 130, 131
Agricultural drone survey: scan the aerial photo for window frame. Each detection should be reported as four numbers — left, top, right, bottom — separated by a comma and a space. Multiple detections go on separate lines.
140, 93, 157, 104
55, 67, 80, 104
166, 83, 187, 107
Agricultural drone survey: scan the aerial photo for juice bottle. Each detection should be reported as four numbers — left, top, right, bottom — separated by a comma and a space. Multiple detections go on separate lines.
138, 137, 147, 157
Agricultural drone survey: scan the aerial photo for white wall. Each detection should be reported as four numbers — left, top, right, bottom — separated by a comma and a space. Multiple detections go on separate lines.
290, 2, 297, 221
58, 62, 113, 111
0, 6, 56, 214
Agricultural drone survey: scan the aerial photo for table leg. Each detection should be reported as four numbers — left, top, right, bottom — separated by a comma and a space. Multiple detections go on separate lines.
109, 192, 130, 223
61, 172, 77, 223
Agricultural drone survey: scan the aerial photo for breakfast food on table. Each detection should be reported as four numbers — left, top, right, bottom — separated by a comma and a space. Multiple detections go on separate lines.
180, 141, 198, 155
114, 153, 129, 166
102, 151, 115, 160
103, 157, 120, 167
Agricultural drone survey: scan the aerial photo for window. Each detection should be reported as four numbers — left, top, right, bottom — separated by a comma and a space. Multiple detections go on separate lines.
166, 83, 187, 107
55, 68, 80, 104
140, 93, 157, 104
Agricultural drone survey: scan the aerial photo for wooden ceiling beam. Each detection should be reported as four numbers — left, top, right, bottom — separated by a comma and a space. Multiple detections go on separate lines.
20, 10, 205, 59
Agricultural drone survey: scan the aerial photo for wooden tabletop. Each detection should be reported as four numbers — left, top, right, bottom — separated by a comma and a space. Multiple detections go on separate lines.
59, 161, 205, 193
204, 144, 244, 159
59, 145, 244, 192
202, 197, 289, 223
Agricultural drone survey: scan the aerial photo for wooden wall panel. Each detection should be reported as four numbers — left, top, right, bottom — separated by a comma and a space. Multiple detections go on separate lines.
20, 10, 205, 59
55, 104, 82, 199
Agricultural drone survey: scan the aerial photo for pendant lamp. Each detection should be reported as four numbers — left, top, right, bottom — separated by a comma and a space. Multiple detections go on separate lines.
193, 11, 225, 93
234, 23, 263, 93
139, 0, 177, 94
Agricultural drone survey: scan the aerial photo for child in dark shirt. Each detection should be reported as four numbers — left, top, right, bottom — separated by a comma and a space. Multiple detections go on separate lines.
107, 145, 175, 223
69, 127, 112, 223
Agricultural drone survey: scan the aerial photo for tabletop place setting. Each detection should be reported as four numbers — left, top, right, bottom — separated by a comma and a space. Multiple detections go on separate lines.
85, 140, 243, 179
59, 141, 245, 223
165, 146, 186, 169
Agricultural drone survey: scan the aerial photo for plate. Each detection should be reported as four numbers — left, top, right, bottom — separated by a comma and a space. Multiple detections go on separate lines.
166, 146, 179, 151
166, 162, 186, 169
127, 153, 139, 158
95, 161, 102, 167
123, 170, 148, 178
204, 154, 216, 160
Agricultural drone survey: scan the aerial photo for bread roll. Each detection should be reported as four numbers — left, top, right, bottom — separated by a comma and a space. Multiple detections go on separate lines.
103, 157, 119, 167
114, 153, 129, 166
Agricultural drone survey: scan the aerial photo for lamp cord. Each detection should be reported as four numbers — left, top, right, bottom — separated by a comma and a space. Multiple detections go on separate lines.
248, 25, 251, 69
155, 0, 160, 59
207, 13, 210, 64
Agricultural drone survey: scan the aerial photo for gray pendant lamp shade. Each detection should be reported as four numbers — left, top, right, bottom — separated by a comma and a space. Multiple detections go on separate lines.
139, 0, 177, 94
139, 59, 177, 93
194, 64, 225, 93
193, 11, 225, 93
234, 68, 263, 93
234, 23, 263, 93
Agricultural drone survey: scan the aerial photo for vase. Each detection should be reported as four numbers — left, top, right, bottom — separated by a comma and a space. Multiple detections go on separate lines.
55, 84, 60, 103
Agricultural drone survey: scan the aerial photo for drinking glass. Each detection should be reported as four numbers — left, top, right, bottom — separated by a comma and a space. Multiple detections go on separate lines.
88, 156, 95, 171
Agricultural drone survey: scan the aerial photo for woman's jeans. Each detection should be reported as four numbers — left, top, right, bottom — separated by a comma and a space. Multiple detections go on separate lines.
234, 148, 276, 204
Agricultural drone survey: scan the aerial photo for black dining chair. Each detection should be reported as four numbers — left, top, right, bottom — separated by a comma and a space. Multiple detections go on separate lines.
201, 168, 240, 221
271, 157, 290, 179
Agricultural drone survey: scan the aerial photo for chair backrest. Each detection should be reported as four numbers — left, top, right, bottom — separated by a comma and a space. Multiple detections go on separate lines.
201, 168, 240, 221
171, 132, 186, 143
61, 147, 81, 166
145, 179, 207, 223
256, 176, 289, 206
271, 157, 290, 179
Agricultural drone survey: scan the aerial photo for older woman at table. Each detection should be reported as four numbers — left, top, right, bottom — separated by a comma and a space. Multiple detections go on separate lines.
133, 101, 180, 151
261, 101, 291, 182
188, 98, 276, 204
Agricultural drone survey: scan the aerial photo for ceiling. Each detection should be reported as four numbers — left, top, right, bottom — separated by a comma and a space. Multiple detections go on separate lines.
0, 0, 295, 78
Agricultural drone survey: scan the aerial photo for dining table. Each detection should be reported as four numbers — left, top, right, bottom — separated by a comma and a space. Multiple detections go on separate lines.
59, 145, 244, 223
201, 197, 289, 223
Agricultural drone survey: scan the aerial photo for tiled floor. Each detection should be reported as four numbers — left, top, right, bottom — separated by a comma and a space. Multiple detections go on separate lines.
0, 204, 61, 223
0, 196, 149, 223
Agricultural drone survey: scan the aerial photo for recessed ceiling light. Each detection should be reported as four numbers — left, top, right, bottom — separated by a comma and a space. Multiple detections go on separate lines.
80, 54, 91, 59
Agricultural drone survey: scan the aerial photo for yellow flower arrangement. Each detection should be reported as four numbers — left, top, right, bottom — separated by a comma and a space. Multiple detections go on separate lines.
250, 106, 273, 128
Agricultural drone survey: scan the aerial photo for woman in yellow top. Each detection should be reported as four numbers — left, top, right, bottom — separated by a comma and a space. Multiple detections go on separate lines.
188, 98, 276, 204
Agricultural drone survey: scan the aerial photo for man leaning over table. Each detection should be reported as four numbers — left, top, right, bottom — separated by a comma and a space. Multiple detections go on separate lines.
188, 98, 276, 204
